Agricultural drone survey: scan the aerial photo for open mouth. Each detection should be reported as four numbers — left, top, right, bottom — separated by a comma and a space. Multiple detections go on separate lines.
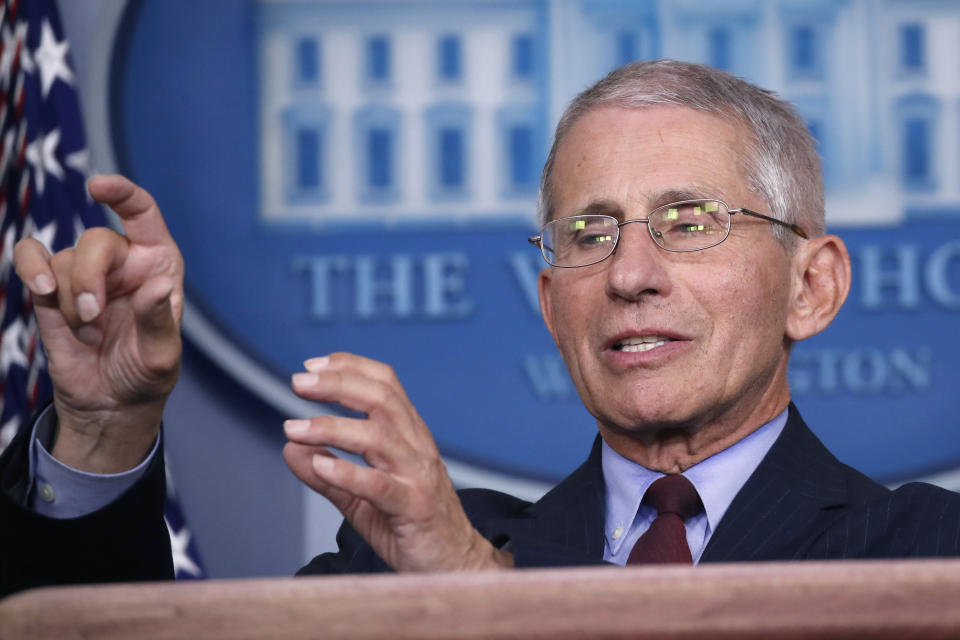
611, 336, 674, 353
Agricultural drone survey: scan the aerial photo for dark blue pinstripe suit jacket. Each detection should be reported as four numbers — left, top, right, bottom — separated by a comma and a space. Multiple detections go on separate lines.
3, 402, 960, 596
301, 403, 960, 574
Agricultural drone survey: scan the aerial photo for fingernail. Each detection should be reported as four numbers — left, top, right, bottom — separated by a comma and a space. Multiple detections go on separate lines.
292, 372, 318, 387
312, 454, 334, 474
303, 356, 330, 372
33, 274, 54, 295
76, 293, 100, 323
76, 325, 103, 346
284, 419, 310, 434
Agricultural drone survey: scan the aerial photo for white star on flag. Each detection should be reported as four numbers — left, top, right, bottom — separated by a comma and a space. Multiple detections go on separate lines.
65, 148, 94, 205
0, 317, 28, 373
33, 20, 73, 97
166, 517, 203, 578
31, 220, 57, 254
0, 417, 18, 451
24, 127, 63, 196
65, 147, 89, 174
0, 224, 16, 278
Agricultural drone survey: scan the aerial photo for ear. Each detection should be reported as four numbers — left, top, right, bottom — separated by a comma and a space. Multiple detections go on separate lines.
785, 234, 851, 341
538, 267, 560, 346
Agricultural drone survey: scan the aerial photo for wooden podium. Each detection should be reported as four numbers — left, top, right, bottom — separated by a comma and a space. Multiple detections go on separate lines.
3, 560, 960, 639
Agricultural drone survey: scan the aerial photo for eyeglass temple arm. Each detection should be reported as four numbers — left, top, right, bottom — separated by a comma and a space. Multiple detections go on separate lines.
734, 208, 808, 239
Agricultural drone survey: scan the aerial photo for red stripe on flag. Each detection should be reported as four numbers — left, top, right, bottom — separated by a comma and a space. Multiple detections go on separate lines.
11, 40, 21, 78
14, 73, 24, 120
18, 171, 28, 217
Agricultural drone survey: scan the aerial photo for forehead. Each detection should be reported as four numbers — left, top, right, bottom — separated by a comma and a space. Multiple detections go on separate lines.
550, 105, 756, 218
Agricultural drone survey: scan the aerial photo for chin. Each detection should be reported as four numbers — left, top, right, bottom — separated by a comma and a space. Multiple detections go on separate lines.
596, 405, 686, 434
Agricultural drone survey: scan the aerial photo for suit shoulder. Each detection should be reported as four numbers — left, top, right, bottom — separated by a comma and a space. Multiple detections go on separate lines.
841, 464, 960, 537
807, 476, 960, 559
457, 487, 534, 520
889, 480, 960, 509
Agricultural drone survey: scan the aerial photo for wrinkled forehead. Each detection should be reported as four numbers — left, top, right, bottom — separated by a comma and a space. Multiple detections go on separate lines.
547, 104, 756, 221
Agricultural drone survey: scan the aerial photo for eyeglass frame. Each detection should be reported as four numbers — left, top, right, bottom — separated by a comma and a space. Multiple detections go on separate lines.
527, 198, 809, 268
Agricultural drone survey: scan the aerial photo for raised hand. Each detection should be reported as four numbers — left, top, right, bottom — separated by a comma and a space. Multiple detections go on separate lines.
13, 175, 183, 473
283, 353, 514, 572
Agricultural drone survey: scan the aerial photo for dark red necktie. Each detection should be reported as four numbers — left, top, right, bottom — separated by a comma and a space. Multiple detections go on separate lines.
627, 474, 703, 565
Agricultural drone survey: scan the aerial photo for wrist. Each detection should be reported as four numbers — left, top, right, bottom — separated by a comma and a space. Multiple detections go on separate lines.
51, 400, 163, 473
461, 531, 515, 571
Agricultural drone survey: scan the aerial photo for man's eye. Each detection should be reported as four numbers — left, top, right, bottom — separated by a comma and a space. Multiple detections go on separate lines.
576, 233, 614, 245
664, 221, 719, 235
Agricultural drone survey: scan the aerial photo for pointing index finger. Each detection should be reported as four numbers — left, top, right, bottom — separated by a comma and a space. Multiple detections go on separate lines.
86, 174, 174, 248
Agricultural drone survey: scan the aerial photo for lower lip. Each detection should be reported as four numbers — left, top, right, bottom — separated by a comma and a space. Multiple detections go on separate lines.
602, 340, 690, 367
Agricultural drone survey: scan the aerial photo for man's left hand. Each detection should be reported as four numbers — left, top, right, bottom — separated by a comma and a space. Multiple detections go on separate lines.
282, 352, 514, 572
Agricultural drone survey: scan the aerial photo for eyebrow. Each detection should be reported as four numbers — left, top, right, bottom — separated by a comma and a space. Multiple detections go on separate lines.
568, 188, 719, 221
570, 200, 625, 219
647, 188, 714, 209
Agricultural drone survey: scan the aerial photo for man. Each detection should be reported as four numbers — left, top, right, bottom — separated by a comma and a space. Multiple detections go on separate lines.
3, 60, 959, 595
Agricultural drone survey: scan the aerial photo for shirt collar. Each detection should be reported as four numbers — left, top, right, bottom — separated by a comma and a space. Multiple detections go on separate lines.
601, 407, 789, 553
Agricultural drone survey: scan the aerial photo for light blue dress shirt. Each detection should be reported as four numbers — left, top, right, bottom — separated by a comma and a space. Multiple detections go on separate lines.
27, 405, 157, 518
601, 408, 788, 565
27, 404, 787, 546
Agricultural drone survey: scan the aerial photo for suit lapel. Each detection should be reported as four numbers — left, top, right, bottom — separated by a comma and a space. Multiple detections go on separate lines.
485, 405, 852, 565
701, 403, 849, 562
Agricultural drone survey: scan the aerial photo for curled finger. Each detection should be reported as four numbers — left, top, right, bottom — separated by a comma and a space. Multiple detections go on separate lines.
305, 352, 405, 394
71, 227, 130, 324
284, 414, 410, 469
308, 451, 409, 518
13, 237, 57, 303
291, 369, 411, 423
282, 443, 358, 510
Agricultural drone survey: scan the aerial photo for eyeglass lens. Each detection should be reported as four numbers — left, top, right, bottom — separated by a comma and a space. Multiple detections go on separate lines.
542, 200, 732, 267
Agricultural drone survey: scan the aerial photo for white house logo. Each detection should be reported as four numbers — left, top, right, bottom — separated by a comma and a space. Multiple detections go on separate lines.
94, 0, 960, 487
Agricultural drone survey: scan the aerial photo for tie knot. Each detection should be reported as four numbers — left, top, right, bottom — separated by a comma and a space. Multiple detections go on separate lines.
643, 475, 703, 520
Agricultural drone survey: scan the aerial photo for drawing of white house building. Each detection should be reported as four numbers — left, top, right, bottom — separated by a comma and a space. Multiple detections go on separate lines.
258, 0, 547, 227
257, 0, 960, 228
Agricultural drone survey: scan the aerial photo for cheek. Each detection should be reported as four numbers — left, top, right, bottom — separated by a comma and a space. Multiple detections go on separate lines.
551, 294, 587, 355
548, 273, 601, 340
547, 283, 603, 383
704, 260, 789, 351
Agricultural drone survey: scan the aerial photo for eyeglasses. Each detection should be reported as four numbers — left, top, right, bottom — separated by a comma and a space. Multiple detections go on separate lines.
528, 199, 808, 268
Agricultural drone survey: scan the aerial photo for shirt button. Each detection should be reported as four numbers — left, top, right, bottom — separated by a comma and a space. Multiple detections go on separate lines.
38, 482, 55, 503
612, 525, 624, 540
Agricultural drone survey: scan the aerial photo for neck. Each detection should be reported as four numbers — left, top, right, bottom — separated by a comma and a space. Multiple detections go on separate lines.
598, 394, 791, 473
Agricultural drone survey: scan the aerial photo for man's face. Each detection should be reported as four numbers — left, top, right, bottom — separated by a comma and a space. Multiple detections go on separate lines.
538, 105, 798, 453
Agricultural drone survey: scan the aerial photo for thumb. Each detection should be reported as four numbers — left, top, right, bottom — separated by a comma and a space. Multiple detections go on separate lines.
132, 276, 182, 376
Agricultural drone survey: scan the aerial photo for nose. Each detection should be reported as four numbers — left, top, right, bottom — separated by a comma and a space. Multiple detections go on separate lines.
604, 220, 672, 302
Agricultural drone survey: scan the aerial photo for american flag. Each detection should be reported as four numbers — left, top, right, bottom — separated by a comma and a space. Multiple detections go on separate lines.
0, 0, 205, 581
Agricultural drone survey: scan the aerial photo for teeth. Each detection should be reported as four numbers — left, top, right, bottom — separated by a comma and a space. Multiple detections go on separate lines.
619, 341, 668, 353
614, 336, 671, 352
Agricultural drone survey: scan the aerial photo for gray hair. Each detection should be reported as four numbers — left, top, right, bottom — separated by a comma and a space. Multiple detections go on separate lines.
538, 60, 825, 242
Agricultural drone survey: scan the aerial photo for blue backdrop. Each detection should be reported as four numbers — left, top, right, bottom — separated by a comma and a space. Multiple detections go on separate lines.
106, 0, 960, 490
